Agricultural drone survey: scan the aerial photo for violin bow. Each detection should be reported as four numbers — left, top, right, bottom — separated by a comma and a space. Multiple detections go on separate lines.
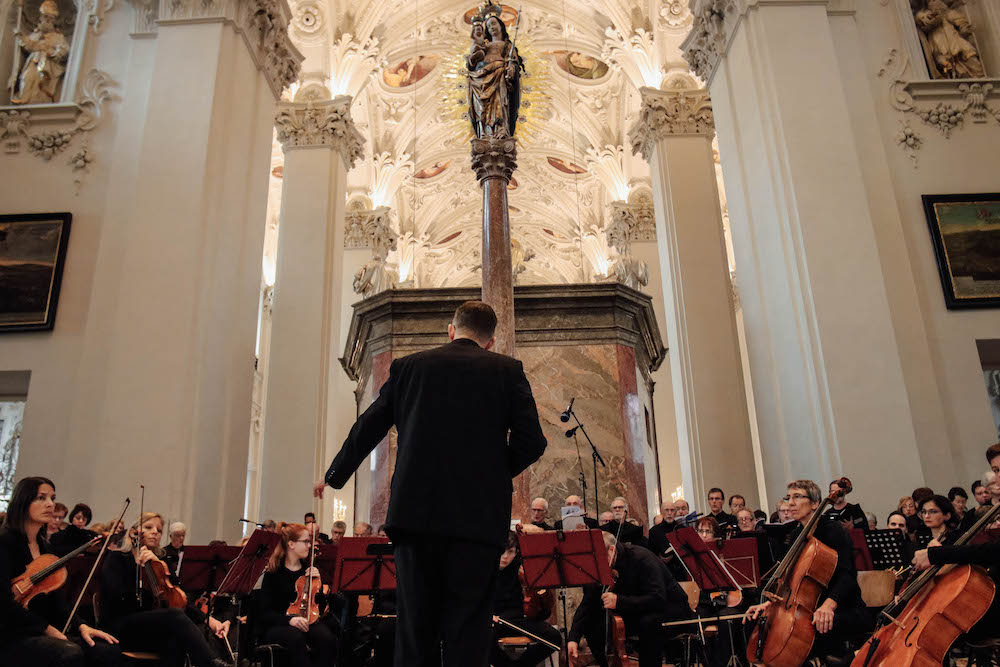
61, 497, 131, 634
135, 484, 145, 606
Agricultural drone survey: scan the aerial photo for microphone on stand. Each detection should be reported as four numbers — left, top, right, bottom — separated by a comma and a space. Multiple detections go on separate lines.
560, 398, 575, 423
240, 518, 264, 528
565, 425, 581, 438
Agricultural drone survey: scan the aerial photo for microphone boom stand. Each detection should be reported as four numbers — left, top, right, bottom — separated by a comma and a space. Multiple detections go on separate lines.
564, 408, 606, 522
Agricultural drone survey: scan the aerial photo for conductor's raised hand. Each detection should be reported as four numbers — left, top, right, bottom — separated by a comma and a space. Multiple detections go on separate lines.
313, 480, 326, 499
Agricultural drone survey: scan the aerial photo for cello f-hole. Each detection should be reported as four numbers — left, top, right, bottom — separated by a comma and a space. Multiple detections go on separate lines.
903, 616, 920, 648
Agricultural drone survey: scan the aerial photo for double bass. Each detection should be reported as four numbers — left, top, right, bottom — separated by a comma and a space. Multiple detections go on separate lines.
852, 502, 1000, 667
746, 481, 848, 667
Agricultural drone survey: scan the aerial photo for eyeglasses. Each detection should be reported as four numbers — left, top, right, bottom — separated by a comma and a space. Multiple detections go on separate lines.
696, 529, 714, 536
611, 506, 626, 511
292, 539, 312, 544
783, 493, 810, 502
920, 509, 941, 516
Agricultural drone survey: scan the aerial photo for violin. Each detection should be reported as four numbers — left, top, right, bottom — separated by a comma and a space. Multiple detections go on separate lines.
134, 541, 188, 610
852, 502, 1000, 667
746, 479, 849, 667
12, 535, 102, 608
286, 526, 321, 624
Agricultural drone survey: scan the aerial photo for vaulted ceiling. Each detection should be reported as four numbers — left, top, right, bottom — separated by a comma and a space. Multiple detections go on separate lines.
268, 0, 701, 288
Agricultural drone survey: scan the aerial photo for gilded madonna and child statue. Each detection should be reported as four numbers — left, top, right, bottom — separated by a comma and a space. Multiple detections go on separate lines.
466, 2, 522, 138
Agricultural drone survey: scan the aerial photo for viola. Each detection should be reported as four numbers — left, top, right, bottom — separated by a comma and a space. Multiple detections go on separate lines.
852, 502, 1000, 667
746, 479, 849, 667
139, 553, 188, 609
12, 536, 101, 607
286, 528, 321, 624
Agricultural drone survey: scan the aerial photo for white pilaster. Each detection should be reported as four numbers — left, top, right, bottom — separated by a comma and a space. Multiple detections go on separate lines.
685, 0, 926, 512
629, 87, 758, 506
258, 97, 363, 526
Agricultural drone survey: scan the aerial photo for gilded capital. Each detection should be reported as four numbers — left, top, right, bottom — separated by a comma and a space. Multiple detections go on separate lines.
274, 97, 364, 168
470, 135, 518, 184
628, 87, 714, 160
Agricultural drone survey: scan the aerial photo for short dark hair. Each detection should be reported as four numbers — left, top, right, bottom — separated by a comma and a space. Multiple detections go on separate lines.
886, 510, 906, 526
947, 486, 968, 502
69, 503, 92, 525
987, 442, 1000, 463
5, 477, 55, 535
728, 494, 745, 507
304, 512, 316, 522
918, 494, 956, 527
707, 488, 724, 500
453, 301, 497, 341
911, 487, 934, 505
971, 480, 984, 494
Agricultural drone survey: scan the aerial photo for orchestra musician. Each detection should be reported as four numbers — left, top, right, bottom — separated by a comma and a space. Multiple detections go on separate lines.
489, 530, 560, 667
602, 497, 646, 546
99, 511, 232, 667
648, 500, 678, 558
744, 480, 871, 662
316, 300, 547, 667
567, 532, 691, 667
554, 495, 600, 530
0, 477, 122, 667
256, 522, 337, 667
912, 494, 961, 548
825, 479, 867, 530
529, 497, 554, 531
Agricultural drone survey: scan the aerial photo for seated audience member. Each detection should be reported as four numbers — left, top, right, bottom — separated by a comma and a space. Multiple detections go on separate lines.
257, 523, 338, 667
972, 480, 990, 508
648, 501, 678, 557
865, 512, 877, 531
567, 532, 690, 667
706, 488, 735, 530
674, 499, 691, 522
529, 497, 553, 531
554, 495, 600, 530
46, 502, 68, 539
0, 477, 122, 667
490, 531, 560, 667
330, 521, 347, 543
729, 495, 746, 514
947, 486, 976, 532
354, 521, 373, 537
825, 479, 866, 529
745, 480, 870, 662
164, 522, 186, 579
913, 495, 960, 548
99, 512, 231, 666
601, 498, 646, 546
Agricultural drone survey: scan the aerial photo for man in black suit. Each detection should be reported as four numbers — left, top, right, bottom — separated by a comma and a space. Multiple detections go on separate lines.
314, 301, 547, 667
529, 497, 554, 531
601, 497, 646, 547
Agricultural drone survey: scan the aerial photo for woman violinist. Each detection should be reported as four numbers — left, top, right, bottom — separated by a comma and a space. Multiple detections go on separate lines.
0, 476, 122, 667
743, 479, 871, 663
99, 511, 232, 667
256, 522, 337, 667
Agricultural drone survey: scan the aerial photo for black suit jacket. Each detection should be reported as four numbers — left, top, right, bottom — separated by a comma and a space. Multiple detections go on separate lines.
325, 338, 547, 548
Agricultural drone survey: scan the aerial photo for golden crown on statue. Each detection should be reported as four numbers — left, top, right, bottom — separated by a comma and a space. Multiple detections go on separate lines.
475, 1, 503, 21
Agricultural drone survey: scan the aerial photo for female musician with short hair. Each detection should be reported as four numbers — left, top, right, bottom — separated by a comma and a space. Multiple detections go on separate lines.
256, 522, 337, 667
0, 476, 122, 667
99, 512, 231, 667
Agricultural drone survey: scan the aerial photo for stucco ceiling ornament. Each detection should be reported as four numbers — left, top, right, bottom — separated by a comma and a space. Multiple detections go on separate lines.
602, 27, 662, 89
291, 0, 323, 40
895, 120, 922, 167
659, 0, 693, 31
274, 98, 365, 168
628, 87, 714, 161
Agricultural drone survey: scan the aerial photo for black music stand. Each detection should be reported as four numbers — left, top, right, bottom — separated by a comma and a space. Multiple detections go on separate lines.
863, 529, 905, 570
518, 529, 614, 651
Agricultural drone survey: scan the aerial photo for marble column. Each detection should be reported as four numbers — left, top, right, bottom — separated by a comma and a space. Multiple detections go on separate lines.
471, 136, 518, 357
629, 87, 758, 507
258, 97, 364, 525
682, 0, 926, 512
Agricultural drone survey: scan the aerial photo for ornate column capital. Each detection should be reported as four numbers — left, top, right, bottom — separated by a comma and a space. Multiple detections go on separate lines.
274, 97, 364, 168
470, 136, 518, 184
150, 0, 303, 98
347, 207, 399, 298
344, 206, 392, 249
628, 87, 715, 160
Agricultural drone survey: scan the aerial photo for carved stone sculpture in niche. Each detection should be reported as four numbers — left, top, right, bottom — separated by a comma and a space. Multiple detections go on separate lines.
8, 0, 73, 104
912, 0, 986, 79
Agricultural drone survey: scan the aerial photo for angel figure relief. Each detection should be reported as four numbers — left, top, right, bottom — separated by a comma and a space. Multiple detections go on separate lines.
912, 0, 986, 79
8, 0, 71, 104
466, 3, 523, 138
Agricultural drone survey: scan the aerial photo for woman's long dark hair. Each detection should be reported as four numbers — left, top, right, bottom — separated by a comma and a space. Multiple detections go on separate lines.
3, 476, 55, 535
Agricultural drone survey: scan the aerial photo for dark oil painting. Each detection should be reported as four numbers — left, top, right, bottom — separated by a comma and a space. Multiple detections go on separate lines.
0, 213, 72, 332
922, 194, 1000, 309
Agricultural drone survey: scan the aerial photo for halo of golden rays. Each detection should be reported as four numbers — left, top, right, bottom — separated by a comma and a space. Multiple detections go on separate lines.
438, 26, 551, 147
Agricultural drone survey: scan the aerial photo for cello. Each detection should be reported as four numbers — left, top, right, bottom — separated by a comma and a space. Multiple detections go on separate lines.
746, 480, 848, 667
851, 501, 1000, 667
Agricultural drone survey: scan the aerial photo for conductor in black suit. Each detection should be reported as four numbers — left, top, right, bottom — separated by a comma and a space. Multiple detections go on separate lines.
314, 300, 547, 667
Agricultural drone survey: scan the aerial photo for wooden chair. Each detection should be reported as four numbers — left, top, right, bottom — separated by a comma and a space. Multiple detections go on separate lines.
496, 635, 556, 666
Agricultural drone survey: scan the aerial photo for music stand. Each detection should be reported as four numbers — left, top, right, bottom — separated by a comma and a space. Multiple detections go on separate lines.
332, 538, 396, 667
848, 528, 875, 572
180, 545, 241, 597
718, 537, 761, 588
517, 529, 614, 651
864, 529, 906, 570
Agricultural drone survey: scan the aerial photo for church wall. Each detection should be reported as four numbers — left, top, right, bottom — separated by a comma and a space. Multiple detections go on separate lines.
0, 8, 279, 543
831, 5, 1000, 495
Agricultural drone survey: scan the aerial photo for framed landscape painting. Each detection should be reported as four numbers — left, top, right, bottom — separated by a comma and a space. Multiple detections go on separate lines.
0, 213, 72, 332
922, 194, 1000, 309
